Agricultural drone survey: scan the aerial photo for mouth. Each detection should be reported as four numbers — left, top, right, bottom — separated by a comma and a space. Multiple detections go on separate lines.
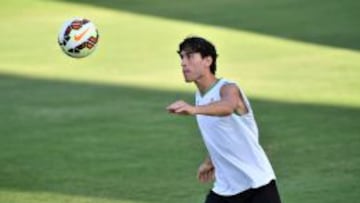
183, 69, 190, 75
182, 70, 192, 82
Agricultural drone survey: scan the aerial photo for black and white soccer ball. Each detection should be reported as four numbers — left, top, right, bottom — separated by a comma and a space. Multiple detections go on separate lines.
58, 17, 99, 58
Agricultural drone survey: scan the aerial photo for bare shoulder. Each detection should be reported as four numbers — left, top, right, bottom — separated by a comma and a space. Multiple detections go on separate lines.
220, 82, 248, 115
220, 83, 241, 97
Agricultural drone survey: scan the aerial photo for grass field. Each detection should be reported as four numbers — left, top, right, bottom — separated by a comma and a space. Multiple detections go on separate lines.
1, 0, 359, 203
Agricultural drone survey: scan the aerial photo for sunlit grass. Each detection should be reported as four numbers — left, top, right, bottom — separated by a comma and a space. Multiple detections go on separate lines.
0, 0, 359, 107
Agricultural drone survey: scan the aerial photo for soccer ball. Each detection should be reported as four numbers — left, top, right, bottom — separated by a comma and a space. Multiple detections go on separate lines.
58, 17, 99, 58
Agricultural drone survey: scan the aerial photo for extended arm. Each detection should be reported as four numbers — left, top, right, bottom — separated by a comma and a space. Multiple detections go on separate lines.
166, 84, 248, 116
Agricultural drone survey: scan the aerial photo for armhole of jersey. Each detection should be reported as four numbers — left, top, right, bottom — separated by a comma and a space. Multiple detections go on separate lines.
234, 88, 251, 117
221, 81, 250, 117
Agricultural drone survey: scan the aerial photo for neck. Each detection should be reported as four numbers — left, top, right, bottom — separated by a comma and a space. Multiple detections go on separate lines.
195, 74, 218, 95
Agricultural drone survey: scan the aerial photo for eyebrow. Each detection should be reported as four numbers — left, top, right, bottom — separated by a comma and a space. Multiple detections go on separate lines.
177, 51, 196, 56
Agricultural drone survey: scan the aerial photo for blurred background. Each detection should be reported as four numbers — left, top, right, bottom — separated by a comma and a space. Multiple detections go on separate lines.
1, 0, 359, 203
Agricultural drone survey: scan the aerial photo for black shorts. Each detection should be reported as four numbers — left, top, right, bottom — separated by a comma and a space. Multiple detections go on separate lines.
204, 180, 281, 203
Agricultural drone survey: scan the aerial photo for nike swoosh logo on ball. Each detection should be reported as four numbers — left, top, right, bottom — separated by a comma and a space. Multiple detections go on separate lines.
74, 27, 90, 41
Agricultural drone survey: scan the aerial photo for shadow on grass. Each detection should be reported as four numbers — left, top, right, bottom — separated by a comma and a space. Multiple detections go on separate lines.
57, 0, 360, 51
0, 73, 359, 203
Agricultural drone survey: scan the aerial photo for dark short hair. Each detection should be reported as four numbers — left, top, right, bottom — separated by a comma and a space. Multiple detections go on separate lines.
177, 36, 218, 74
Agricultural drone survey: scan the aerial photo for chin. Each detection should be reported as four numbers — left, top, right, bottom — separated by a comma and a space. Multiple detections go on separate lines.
184, 77, 194, 83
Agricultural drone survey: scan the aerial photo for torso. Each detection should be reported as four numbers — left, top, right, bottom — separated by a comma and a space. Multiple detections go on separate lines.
195, 78, 276, 196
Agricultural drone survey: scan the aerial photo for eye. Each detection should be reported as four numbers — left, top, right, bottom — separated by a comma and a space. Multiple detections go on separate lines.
186, 52, 196, 59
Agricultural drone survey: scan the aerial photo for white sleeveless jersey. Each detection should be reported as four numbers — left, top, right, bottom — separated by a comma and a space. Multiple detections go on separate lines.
195, 78, 276, 196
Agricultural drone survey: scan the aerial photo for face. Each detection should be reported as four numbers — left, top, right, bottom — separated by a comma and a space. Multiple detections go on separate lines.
179, 51, 209, 82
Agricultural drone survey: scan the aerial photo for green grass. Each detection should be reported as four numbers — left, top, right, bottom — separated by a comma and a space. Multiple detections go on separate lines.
59, 0, 360, 50
1, 0, 359, 203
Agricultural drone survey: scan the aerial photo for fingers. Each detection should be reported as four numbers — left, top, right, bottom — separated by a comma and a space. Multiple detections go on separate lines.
197, 166, 215, 183
173, 105, 188, 114
198, 169, 214, 183
166, 100, 194, 115
166, 100, 185, 112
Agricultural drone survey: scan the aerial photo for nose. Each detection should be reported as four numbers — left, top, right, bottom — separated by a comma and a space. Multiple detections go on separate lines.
181, 60, 186, 68
181, 57, 188, 68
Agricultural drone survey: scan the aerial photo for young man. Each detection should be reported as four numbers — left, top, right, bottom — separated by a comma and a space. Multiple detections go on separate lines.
167, 36, 281, 203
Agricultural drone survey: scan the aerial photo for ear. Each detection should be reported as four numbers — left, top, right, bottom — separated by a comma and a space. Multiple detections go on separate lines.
203, 56, 213, 68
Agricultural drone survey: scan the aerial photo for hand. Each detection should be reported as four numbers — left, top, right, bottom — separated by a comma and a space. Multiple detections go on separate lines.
166, 100, 197, 115
197, 161, 215, 183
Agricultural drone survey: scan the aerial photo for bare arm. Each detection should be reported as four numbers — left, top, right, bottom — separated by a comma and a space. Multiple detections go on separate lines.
166, 84, 248, 116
